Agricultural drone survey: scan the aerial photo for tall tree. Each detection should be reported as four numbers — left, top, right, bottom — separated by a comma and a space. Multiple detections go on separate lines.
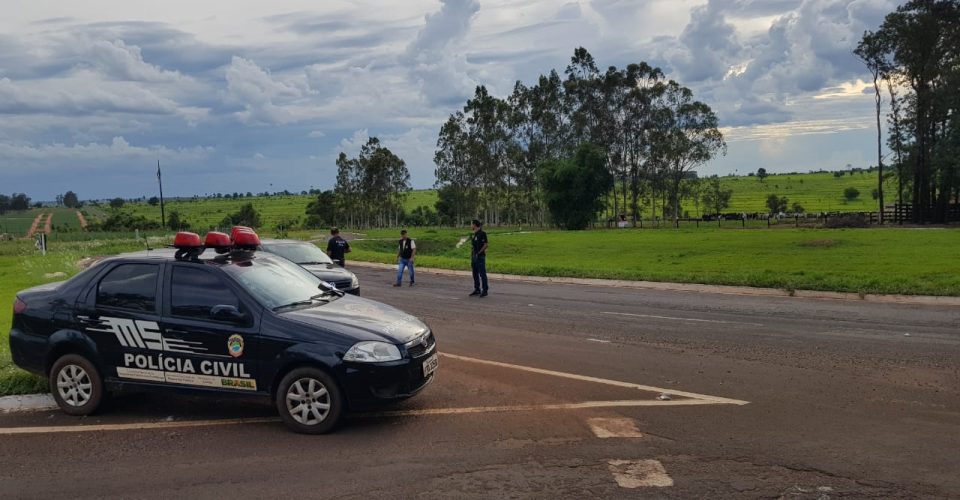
855, 30, 890, 223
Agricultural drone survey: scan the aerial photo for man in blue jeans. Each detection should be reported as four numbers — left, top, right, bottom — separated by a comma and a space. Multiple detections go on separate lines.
469, 219, 489, 297
394, 229, 416, 287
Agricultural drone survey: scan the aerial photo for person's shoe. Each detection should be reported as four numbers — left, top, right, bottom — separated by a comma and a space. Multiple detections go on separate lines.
469, 290, 481, 296
479, 291, 488, 297
393, 283, 401, 287
409, 282, 415, 287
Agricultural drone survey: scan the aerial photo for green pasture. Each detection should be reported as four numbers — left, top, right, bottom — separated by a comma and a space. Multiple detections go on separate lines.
119, 189, 438, 230
351, 227, 960, 296
719, 171, 891, 214
0, 209, 43, 237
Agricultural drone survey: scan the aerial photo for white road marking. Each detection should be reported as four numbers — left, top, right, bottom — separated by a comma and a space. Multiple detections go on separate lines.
586, 338, 611, 344
0, 417, 279, 435
607, 459, 673, 488
602, 311, 763, 326
441, 353, 750, 405
587, 418, 644, 438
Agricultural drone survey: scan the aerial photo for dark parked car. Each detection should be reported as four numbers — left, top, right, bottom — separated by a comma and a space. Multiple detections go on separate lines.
8, 229, 437, 433
260, 239, 360, 295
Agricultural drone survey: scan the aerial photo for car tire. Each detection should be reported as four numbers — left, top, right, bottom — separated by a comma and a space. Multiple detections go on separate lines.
49, 354, 104, 416
275, 367, 344, 434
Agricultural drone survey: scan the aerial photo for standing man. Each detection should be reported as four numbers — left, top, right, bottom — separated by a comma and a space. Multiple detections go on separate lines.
395, 229, 416, 287
326, 227, 351, 267
469, 219, 489, 297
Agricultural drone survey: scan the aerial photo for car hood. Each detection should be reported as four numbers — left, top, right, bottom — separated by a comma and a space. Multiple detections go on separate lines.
280, 295, 428, 344
299, 263, 355, 283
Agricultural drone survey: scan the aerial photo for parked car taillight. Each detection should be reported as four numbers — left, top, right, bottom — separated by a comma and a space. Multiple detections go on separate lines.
13, 297, 27, 314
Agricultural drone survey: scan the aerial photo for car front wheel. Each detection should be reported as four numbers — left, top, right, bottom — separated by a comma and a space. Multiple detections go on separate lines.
49, 354, 104, 416
276, 367, 343, 434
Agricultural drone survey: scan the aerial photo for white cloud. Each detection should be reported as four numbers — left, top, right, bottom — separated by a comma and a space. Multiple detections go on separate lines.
0, 136, 212, 165
88, 39, 187, 82
403, 0, 481, 106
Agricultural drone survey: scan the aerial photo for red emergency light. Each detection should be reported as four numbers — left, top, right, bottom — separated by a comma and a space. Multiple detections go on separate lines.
204, 231, 232, 254
231, 226, 260, 250
173, 231, 202, 248
173, 231, 204, 260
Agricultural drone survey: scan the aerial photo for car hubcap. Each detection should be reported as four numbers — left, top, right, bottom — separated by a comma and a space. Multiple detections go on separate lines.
56, 364, 92, 407
286, 378, 331, 425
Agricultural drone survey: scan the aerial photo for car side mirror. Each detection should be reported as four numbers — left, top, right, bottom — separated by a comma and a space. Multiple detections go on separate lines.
210, 304, 248, 324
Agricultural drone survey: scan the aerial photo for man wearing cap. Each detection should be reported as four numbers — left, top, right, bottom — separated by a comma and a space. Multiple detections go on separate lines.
325, 227, 351, 267
394, 229, 416, 287
469, 219, 489, 297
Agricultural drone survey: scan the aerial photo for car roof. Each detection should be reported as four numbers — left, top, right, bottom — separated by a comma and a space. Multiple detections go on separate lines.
259, 238, 317, 246
108, 247, 282, 268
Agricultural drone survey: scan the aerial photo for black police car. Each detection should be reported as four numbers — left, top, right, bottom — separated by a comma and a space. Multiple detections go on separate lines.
8, 228, 438, 434
259, 239, 360, 295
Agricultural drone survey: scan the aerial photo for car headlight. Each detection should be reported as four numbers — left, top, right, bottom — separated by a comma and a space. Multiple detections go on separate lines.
350, 275, 359, 288
343, 341, 401, 362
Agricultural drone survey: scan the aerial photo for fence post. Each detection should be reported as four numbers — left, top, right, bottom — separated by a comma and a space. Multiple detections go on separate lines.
742, 217, 745, 229
767, 217, 770, 228
795, 215, 799, 228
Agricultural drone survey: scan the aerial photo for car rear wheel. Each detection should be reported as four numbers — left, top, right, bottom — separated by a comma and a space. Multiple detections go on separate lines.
276, 367, 343, 434
49, 354, 104, 416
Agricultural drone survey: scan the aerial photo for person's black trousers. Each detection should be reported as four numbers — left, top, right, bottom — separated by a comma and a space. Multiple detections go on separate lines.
471, 255, 488, 292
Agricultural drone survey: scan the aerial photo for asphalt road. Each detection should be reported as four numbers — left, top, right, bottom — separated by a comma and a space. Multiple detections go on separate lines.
2, 266, 958, 498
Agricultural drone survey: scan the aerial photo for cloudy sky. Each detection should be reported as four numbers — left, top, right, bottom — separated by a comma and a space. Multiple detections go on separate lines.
1, 0, 902, 201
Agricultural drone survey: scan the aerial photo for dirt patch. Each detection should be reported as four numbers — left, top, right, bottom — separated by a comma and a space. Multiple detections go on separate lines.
76, 211, 88, 229
800, 239, 837, 248
25, 212, 45, 238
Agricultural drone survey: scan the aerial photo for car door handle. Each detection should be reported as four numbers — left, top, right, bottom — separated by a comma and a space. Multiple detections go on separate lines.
164, 329, 190, 336
77, 315, 101, 325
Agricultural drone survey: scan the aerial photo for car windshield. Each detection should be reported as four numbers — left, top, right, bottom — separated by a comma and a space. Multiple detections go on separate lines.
263, 242, 333, 265
221, 256, 337, 310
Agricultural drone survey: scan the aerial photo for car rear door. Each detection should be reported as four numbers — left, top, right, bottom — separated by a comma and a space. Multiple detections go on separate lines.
157, 263, 262, 394
78, 262, 164, 383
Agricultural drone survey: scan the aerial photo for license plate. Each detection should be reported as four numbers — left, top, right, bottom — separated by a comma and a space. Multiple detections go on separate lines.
422, 353, 439, 377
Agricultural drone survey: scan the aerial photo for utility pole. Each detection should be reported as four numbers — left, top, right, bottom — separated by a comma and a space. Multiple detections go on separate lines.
157, 160, 166, 228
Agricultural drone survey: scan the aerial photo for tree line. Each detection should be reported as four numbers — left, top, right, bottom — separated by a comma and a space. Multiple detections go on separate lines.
432, 47, 725, 228
856, 0, 960, 224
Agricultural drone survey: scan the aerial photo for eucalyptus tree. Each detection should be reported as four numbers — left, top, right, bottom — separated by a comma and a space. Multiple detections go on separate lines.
649, 81, 726, 222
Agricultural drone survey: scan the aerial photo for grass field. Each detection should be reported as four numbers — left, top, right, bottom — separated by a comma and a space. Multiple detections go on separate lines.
0, 208, 44, 236
350, 227, 960, 296
719, 171, 890, 213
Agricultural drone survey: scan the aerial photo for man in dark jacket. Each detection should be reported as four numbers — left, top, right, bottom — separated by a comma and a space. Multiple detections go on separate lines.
395, 229, 416, 287
325, 227, 350, 266
469, 219, 489, 297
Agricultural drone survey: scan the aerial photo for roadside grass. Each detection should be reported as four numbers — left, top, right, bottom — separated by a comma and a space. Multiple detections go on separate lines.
350, 227, 960, 296
0, 238, 160, 396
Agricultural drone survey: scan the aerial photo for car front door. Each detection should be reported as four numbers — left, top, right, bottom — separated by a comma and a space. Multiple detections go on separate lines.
157, 263, 262, 394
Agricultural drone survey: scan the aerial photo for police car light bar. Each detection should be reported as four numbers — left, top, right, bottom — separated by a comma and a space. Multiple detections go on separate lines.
204, 231, 232, 254
173, 231, 204, 260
